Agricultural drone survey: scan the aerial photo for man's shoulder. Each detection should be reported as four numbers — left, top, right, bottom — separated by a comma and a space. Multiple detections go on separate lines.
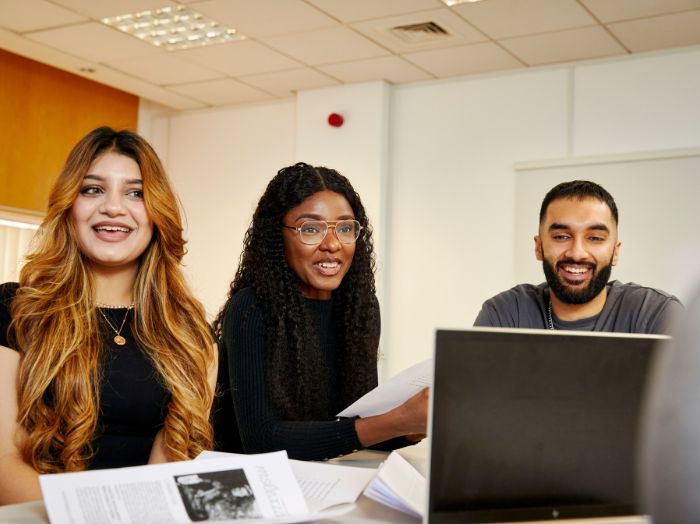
483, 283, 545, 305
474, 283, 547, 328
609, 281, 681, 304
605, 280, 683, 334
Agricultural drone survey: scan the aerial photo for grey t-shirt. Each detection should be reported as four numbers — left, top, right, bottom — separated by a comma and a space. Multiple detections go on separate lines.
474, 280, 683, 334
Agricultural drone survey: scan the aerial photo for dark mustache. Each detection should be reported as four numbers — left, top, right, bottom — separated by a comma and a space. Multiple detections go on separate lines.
556, 259, 595, 270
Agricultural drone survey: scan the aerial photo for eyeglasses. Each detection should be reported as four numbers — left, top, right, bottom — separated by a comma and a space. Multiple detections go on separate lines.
283, 220, 362, 245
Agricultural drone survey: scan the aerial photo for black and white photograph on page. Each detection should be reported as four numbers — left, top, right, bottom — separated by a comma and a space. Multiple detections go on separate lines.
175, 469, 261, 521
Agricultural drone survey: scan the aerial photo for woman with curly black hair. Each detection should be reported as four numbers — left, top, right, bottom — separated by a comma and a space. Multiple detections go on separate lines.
213, 162, 427, 461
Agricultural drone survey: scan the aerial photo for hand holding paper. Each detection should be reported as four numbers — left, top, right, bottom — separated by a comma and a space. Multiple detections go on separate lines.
337, 358, 432, 418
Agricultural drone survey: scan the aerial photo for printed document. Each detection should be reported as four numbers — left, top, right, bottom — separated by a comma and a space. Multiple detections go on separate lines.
198, 450, 375, 513
337, 358, 432, 418
40, 451, 322, 523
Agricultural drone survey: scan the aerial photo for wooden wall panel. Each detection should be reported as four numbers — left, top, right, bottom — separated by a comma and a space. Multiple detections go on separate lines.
0, 49, 139, 212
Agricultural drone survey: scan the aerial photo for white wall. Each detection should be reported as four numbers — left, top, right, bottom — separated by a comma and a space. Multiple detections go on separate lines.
151, 100, 297, 317
147, 84, 392, 323
142, 45, 700, 379
295, 82, 391, 298
384, 47, 700, 376
385, 68, 570, 375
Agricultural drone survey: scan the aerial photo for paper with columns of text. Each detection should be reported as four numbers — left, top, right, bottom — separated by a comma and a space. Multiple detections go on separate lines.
337, 358, 432, 418
40, 451, 314, 524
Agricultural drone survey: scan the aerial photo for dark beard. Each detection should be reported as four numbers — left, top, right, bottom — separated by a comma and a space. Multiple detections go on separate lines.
542, 255, 613, 305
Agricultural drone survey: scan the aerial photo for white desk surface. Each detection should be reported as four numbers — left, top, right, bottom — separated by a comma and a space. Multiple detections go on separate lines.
0, 441, 650, 524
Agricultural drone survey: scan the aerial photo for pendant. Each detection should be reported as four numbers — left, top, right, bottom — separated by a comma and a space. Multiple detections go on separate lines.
114, 335, 126, 346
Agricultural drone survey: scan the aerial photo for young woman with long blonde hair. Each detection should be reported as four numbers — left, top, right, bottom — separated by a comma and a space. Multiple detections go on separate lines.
0, 127, 216, 504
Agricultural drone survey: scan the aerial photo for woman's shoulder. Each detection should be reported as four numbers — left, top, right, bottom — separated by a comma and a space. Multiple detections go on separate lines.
0, 281, 19, 303
0, 282, 19, 316
229, 287, 258, 310
0, 282, 20, 349
224, 287, 262, 323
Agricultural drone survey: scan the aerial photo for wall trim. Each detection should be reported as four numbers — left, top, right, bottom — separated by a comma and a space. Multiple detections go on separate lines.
514, 147, 700, 171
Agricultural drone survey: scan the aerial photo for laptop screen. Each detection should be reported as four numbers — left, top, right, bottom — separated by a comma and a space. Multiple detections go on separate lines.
427, 328, 666, 523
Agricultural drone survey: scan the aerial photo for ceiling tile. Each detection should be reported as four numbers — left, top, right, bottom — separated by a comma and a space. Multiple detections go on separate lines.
106, 53, 224, 85
26, 22, 160, 62
167, 78, 273, 106
0, 0, 87, 32
351, 8, 487, 54
305, 0, 440, 23
176, 40, 301, 76
240, 68, 340, 97
607, 10, 700, 51
501, 26, 627, 66
192, 0, 338, 38
89, 66, 208, 109
262, 26, 390, 66
49, 0, 179, 19
0, 25, 100, 73
403, 42, 524, 77
318, 56, 433, 83
452, 0, 597, 39
580, 0, 700, 23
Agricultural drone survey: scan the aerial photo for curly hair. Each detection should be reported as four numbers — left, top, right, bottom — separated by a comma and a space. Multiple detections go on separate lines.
213, 162, 379, 420
9, 127, 214, 472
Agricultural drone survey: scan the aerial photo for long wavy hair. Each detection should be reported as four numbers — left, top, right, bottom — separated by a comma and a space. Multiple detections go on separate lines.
213, 163, 379, 420
9, 127, 214, 473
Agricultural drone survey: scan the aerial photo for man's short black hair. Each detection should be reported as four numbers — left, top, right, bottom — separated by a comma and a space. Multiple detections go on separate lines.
539, 180, 618, 225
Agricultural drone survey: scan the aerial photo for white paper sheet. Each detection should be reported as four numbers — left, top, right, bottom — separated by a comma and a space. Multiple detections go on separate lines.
40, 452, 309, 524
198, 451, 375, 513
337, 358, 433, 418
363, 451, 425, 519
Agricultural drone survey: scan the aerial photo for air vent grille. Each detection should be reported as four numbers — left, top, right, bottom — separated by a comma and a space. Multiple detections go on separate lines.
390, 21, 450, 43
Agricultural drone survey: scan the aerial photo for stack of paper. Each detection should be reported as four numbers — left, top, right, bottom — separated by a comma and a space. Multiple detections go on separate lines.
39, 450, 376, 524
363, 451, 425, 519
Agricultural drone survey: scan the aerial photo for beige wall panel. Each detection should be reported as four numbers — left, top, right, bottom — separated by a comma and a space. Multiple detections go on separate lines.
0, 49, 138, 212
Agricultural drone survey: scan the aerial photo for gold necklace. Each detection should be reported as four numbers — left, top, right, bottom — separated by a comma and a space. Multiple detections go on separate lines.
98, 305, 133, 346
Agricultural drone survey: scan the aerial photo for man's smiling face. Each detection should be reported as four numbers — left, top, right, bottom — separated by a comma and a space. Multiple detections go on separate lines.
535, 196, 621, 305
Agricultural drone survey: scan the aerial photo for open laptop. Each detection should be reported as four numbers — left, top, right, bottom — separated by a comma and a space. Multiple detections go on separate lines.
426, 328, 667, 524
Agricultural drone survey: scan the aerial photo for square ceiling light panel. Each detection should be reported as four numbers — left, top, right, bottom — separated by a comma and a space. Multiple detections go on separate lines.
101, 5, 244, 51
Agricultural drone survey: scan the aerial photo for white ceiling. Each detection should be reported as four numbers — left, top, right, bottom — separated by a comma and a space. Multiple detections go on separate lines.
1, 0, 699, 110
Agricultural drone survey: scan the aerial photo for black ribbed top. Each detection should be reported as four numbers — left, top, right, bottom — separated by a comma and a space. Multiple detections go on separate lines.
215, 287, 363, 461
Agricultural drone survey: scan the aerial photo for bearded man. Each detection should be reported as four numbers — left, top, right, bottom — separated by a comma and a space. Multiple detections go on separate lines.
474, 180, 682, 333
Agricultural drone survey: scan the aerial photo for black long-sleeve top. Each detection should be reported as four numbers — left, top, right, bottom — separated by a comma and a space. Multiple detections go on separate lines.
214, 287, 372, 461
0, 282, 169, 469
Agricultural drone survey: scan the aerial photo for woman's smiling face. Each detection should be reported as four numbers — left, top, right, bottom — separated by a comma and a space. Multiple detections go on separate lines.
282, 190, 357, 300
70, 151, 153, 273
